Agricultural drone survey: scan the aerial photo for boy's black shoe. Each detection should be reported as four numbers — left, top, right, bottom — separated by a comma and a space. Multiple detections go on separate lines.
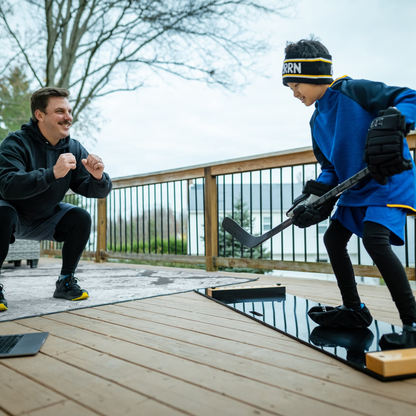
53, 274, 89, 301
0, 284, 7, 311
308, 303, 373, 329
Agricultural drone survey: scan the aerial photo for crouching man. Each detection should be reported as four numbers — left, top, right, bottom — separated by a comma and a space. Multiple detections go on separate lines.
0, 87, 112, 311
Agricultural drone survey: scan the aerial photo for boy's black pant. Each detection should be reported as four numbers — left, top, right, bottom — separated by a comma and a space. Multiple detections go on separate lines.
0, 206, 91, 276
324, 219, 416, 325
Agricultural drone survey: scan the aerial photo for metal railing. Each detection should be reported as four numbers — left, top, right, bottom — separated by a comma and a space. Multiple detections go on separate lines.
41, 133, 416, 281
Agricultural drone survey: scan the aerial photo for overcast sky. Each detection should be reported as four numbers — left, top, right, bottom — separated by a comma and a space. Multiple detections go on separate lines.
89, 0, 416, 180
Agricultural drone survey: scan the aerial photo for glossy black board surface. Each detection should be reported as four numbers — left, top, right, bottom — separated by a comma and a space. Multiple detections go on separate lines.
195, 289, 414, 381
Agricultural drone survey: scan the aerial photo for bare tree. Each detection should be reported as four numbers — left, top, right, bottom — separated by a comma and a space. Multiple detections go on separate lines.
0, 0, 292, 126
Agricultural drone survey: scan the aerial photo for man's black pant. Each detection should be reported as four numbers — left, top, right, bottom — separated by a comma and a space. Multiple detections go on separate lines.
0, 206, 91, 276
324, 219, 416, 325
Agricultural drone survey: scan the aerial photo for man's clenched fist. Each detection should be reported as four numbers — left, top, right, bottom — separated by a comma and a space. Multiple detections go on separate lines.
53, 153, 77, 180
82, 154, 104, 180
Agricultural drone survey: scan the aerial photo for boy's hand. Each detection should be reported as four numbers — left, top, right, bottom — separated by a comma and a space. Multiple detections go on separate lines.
82, 154, 105, 180
363, 107, 412, 185
288, 180, 337, 228
291, 204, 333, 228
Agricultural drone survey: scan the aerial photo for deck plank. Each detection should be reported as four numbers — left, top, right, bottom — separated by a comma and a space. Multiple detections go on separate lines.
20, 401, 99, 416
110, 298, 292, 336
124, 297, 263, 325
96, 301, 300, 343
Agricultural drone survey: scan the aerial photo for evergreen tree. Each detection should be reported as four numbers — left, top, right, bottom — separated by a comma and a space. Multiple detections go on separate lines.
0, 67, 32, 142
218, 198, 269, 274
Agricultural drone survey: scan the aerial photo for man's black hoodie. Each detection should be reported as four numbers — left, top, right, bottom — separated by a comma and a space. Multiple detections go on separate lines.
0, 119, 112, 219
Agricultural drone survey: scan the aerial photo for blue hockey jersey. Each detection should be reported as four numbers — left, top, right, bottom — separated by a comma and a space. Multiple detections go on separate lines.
311, 76, 416, 243
312, 76, 416, 210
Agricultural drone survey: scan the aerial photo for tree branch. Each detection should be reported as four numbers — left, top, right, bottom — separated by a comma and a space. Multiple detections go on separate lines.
0, 6, 44, 87
0, 0, 294, 138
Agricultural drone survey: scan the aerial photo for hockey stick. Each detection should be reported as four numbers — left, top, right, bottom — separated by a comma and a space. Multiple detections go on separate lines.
222, 167, 371, 248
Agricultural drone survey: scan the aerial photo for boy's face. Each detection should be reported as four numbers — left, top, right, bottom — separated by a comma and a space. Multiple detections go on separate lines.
287, 82, 328, 107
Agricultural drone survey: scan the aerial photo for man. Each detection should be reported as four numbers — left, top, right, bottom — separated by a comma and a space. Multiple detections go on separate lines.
0, 87, 112, 311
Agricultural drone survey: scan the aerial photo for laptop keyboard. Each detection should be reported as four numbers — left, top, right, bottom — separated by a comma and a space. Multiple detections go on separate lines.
0, 335, 23, 354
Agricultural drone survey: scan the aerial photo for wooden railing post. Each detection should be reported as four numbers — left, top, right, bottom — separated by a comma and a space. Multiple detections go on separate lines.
204, 167, 218, 271
96, 198, 107, 263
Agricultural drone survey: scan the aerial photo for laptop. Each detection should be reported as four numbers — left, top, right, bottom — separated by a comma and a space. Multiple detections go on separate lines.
0, 332, 49, 358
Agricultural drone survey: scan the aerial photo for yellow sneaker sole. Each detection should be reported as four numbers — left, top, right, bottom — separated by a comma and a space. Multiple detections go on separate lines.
0, 303, 8, 311
71, 292, 89, 301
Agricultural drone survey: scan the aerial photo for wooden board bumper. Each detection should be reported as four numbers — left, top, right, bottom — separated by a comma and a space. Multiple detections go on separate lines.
366, 348, 416, 377
206, 284, 286, 302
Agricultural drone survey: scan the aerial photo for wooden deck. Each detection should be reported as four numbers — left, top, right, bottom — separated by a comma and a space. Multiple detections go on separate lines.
1, 259, 416, 416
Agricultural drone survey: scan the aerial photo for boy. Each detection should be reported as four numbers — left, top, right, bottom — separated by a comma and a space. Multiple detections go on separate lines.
283, 38, 416, 347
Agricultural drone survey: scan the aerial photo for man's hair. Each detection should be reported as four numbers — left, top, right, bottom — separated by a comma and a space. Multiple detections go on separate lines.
31, 87, 70, 122
284, 37, 330, 59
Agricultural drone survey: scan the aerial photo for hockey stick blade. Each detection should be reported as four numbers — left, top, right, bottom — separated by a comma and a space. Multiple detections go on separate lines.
222, 167, 371, 248
222, 217, 292, 248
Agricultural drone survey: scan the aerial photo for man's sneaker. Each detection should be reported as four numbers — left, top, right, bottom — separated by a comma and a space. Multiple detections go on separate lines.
0, 284, 7, 311
53, 274, 89, 301
308, 303, 373, 328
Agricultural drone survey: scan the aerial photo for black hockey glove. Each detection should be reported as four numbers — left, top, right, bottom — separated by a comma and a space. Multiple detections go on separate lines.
288, 180, 337, 229
363, 107, 413, 185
